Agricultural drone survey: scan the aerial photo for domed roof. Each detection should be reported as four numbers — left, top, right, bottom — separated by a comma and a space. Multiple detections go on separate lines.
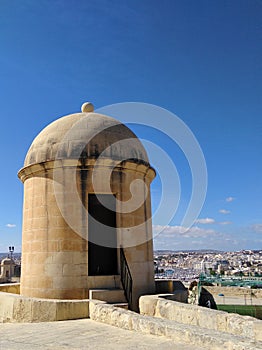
1, 258, 12, 265
23, 104, 149, 168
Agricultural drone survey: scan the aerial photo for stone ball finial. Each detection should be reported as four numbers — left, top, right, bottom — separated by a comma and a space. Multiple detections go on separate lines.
81, 102, 94, 113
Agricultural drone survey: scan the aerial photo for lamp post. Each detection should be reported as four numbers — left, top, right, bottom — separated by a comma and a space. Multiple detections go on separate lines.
9, 246, 14, 281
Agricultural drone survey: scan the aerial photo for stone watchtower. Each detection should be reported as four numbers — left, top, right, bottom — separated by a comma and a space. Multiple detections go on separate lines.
18, 102, 155, 310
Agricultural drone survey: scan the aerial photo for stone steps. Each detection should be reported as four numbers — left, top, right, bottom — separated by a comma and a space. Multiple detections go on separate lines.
111, 302, 129, 310
89, 288, 127, 304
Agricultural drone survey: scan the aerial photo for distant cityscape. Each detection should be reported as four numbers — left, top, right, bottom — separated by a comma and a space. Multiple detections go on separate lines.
154, 249, 262, 283
0, 253, 21, 261
1, 249, 261, 285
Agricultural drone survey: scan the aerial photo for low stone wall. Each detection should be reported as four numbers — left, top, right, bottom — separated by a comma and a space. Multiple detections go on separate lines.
139, 294, 262, 342
0, 283, 20, 294
0, 292, 89, 322
204, 285, 262, 298
90, 299, 262, 349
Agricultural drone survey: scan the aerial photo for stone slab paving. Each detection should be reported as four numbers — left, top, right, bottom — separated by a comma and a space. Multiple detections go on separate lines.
0, 319, 201, 350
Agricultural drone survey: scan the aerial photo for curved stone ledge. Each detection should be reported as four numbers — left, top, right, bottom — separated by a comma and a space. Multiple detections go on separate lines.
18, 159, 156, 183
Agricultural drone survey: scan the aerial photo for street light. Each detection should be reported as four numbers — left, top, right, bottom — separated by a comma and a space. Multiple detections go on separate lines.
9, 246, 14, 281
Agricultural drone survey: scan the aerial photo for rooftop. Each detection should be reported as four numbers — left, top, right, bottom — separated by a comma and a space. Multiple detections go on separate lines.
22, 103, 149, 169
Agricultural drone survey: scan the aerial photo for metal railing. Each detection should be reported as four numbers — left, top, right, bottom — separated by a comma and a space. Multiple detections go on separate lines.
120, 247, 132, 309
199, 273, 262, 287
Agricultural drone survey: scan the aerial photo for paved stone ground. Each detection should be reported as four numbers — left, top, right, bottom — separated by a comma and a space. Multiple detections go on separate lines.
0, 319, 201, 350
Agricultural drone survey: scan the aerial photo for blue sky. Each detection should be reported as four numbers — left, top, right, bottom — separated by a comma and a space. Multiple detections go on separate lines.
0, 0, 261, 252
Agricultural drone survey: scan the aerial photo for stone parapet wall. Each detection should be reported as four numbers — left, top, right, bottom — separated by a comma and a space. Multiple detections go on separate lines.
139, 294, 262, 342
204, 285, 262, 298
90, 299, 261, 349
0, 292, 89, 322
0, 291, 261, 349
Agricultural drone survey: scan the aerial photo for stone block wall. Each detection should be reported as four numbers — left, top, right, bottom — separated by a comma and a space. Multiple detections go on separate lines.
204, 285, 262, 298
0, 291, 89, 322
89, 299, 262, 349
139, 294, 262, 342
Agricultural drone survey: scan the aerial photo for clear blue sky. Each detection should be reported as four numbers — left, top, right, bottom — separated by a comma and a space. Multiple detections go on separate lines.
0, 0, 261, 252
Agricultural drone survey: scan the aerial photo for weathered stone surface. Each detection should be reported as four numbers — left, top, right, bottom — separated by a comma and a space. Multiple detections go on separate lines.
1, 294, 261, 349
0, 318, 198, 350
13, 295, 32, 322
197, 307, 218, 329
226, 313, 255, 338
139, 294, 158, 316
254, 320, 262, 341
215, 309, 228, 332
0, 292, 16, 322
55, 299, 89, 320
139, 294, 262, 344
31, 299, 57, 322
89, 299, 262, 349
0, 292, 90, 322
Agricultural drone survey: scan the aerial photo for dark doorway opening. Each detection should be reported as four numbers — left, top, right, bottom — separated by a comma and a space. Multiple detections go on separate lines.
88, 194, 118, 276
